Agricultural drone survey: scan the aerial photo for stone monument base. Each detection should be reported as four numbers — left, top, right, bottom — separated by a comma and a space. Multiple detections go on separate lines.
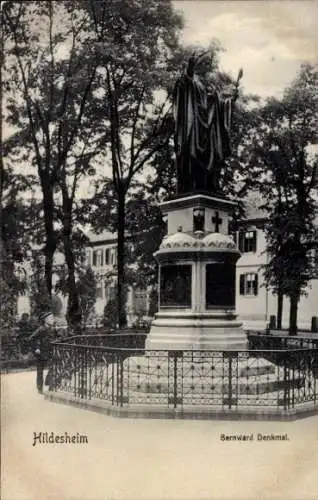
112, 355, 302, 406
146, 310, 245, 350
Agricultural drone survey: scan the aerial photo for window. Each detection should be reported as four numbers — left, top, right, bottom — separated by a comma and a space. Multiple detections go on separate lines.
111, 249, 117, 266
105, 286, 116, 303
92, 250, 97, 266
311, 248, 318, 278
105, 248, 110, 265
96, 249, 103, 267
239, 273, 258, 296
85, 250, 91, 266
239, 230, 257, 253
96, 286, 103, 299
126, 243, 134, 259
16, 268, 27, 295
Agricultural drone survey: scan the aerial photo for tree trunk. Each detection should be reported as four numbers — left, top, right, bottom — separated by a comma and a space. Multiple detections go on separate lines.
277, 287, 283, 330
63, 217, 81, 334
117, 187, 127, 329
289, 293, 299, 336
41, 180, 56, 299
43, 233, 56, 300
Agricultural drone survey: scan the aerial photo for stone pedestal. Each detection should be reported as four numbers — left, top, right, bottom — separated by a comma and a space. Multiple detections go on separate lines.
146, 194, 246, 351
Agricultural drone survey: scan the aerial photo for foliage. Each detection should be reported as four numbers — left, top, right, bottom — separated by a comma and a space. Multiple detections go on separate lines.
29, 252, 52, 320
84, 0, 184, 327
0, 160, 31, 329
102, 297, 118, 329
3, 1, 105, 329
124, 191, 166, 288
247, 63, 318, 333
147, 287, 158, 317
76, 266, 97, 328
102, 285, 128, 329
51, 294, 63, 317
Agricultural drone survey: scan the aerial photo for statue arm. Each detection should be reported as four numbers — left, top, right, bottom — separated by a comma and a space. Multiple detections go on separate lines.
233, 68, 243, 103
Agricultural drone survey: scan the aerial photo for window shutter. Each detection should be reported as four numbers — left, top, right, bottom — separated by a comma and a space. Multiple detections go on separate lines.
100, 250, 104, 267
239, 274, 245, 295
252, 230, 257, 252
253, 274, 258, 295
238, 230, 244, 252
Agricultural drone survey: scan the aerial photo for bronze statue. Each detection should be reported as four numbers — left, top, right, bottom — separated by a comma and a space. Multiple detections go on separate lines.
173, 53, 242, 195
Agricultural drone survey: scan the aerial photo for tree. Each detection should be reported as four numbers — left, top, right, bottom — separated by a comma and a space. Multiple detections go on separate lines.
3, 1, 104, 330
248, 63, 318, 334
29, 251, 52, 320
77, 266, 97, 329
83, 0, 184, 327
51, 294, 63, 317
0, 161, 31, 329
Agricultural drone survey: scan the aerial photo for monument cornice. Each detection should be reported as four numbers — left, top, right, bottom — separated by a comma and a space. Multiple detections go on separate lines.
154, 250, 240, 263
160, 193, 237, 213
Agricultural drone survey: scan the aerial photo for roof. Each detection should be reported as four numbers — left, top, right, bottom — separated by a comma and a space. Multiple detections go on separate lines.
242, 191, 268, 220
86, 231, 116, 244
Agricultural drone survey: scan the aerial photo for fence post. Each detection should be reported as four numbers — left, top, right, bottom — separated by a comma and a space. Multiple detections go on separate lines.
87, 347, 91, 400
74, 346, 78, 398
168, 350, 182, 408
78, 347, 85, 399
228, 353, 233, 410
50, 344, 56, 392
313, 352, 317, 405
116, 352, 124, 407
173, 351, 178, 409
283, 365, 290, 411
111, 351, 115, 405
269, 315, 276, 330
311, 316, 318, 333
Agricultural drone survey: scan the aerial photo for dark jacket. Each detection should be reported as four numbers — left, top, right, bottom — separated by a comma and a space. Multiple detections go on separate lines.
30, 325, 53, 362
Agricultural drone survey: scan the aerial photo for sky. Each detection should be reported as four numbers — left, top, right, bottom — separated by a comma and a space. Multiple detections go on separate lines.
5, 0, 318, 203
175, 0, 318, 98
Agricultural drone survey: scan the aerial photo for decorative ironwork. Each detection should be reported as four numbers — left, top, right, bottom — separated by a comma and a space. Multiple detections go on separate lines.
48, 334, 318, 415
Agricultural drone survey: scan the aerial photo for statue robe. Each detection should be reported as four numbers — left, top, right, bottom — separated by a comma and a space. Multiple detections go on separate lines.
173, 70, 233, 194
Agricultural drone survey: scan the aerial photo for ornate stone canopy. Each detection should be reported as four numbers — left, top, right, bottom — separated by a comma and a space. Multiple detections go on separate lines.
158, 231, 237, 252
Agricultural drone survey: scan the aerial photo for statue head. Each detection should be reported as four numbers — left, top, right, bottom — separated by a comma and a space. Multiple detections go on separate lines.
186, 51, 212, 77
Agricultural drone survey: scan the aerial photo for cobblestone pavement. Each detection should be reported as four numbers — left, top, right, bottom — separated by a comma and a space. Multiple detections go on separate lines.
2, 371, 318, 500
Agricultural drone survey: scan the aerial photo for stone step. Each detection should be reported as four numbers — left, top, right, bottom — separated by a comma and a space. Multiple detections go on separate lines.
128, 376, 304, 396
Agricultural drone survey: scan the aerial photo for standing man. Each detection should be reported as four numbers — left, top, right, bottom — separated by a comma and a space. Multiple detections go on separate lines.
28, 311, 55, 394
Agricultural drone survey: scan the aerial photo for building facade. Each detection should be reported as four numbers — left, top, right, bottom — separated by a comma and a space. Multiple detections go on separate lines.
16, 214, 317, 331
233, 216, 318, 331
85, 231, 149, 326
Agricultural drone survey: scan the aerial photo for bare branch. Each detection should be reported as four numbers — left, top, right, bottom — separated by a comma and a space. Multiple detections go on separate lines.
48, 1, 55, 123
132, 97, 170, 165
3, 9, 43, 171
130, 85, 145, 169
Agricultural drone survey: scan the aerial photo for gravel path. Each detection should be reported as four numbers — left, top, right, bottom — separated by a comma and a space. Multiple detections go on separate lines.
2, 370, 318, 500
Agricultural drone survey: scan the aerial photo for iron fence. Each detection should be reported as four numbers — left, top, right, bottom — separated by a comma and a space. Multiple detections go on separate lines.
247, 332, 318, 350
48, 338, 318, 414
